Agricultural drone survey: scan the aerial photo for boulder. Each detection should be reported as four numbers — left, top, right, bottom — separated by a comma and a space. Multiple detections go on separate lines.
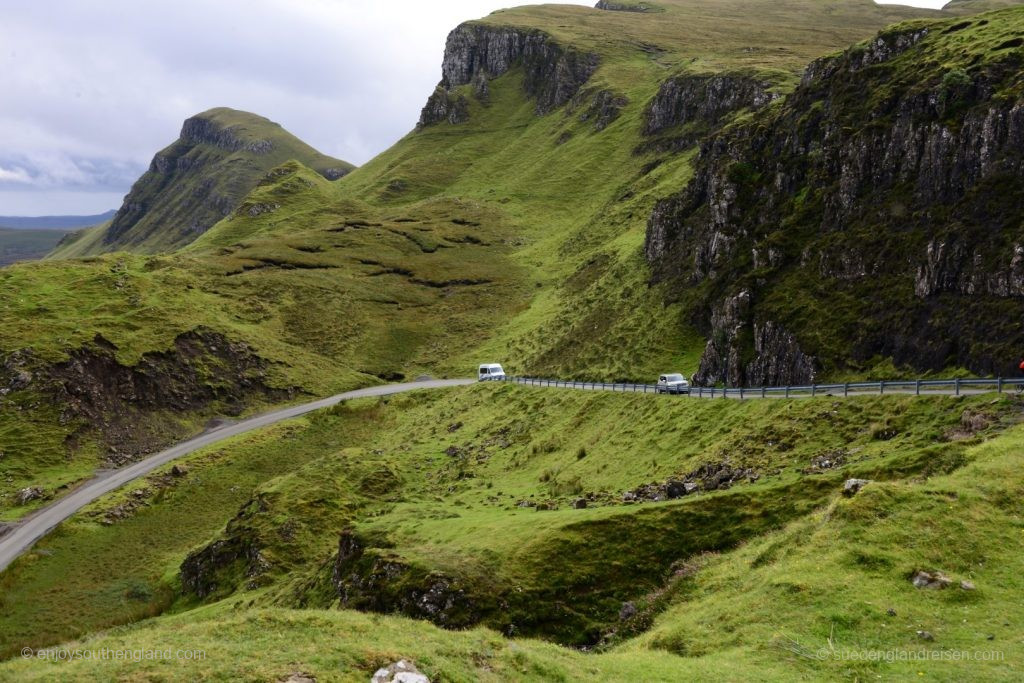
842, 478, 871, 496
911, 569, 952, 589
572, 498, 588, 509
665, 480, 689, 499
15, 486, 44, 506
371, 659, 430, 683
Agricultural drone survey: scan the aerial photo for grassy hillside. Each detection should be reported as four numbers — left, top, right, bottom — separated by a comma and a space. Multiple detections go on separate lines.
1, 0, 1004, 561
2, 384, 1022, 680
6, 1, 1024, 679
57, 108, 354, 256
0, 228, 70, 266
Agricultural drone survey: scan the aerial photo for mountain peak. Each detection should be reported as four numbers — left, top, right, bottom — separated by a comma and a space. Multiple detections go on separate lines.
63, 108, 355, 256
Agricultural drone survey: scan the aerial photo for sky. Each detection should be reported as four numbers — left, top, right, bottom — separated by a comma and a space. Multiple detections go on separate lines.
1, 0, 947, 216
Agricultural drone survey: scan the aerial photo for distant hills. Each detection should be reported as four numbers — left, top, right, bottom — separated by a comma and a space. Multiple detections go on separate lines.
0, 210, 115, 230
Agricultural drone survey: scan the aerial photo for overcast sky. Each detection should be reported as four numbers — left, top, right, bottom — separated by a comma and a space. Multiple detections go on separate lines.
1, 0, 945, 216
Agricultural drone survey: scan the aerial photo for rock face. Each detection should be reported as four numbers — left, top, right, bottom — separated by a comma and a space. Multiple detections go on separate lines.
1, 328, 292, 467
646, 19, 1024, 381
419, 23, 599, 126
331, 529, 482, 629
595, 0, 656, 11
93, 108, 353, 254
644, 73, 778, 137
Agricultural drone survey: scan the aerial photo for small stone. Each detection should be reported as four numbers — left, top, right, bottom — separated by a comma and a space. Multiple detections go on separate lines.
960, 580, 976, 591
886, 608, 897, 617
572, 498, 587, 509
987, 634, 995, 641
911, 569, 952, 589
684, 482, 699, 494
15, 487, 44, 506
282, 673, 316, 683
842, 478, 871, 496
371, 659, 430, 683
619, 601, 637, 621
665, 480, 688, 499
622, 491, 636, 502
170, 464, 188, 477
916, 630, 934, 642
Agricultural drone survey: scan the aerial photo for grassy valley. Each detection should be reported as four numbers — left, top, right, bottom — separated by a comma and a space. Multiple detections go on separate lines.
3, 0, 1024, 680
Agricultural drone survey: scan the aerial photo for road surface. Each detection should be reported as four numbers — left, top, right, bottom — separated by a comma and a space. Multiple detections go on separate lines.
0, 379, 472, 573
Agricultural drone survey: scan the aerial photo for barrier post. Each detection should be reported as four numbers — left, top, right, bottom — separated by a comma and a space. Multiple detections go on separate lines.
998, 377, 1003, 393
844, 382, 849, 397
955, 378, 960, 396
916, 380, 921, 396
785, 386, 790, 398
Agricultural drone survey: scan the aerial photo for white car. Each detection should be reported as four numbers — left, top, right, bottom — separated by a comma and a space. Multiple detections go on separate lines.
478, 363, 506, 381
657, 373, 690, 394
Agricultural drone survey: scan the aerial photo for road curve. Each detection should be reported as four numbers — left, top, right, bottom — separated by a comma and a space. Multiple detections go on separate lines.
0, 379, 473, 573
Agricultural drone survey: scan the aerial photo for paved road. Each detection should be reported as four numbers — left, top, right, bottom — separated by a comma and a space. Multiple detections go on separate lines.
1, 374, 1006, 572
0, 379, 473, 573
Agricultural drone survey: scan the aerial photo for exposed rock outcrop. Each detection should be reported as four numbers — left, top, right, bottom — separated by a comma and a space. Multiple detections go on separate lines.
644, 73, 778, 136
332, 529, 482, 628
595, 0, 657, 11
418, 23, 599, 126
1, 328, 293, 466
645, 19, 1024, 378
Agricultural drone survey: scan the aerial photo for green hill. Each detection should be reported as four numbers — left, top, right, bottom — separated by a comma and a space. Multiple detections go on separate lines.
55, 108, 354, 255
4, 1, 1024, 680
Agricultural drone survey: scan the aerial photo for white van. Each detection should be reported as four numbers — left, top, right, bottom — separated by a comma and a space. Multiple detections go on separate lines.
478, 363, 506, 381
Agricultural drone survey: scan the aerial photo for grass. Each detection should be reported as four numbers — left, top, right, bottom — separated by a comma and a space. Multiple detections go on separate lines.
4, 1, 1023, 679
2, 383, 1018, 656
1, 385, 1023, 680
3, 0, 979, 510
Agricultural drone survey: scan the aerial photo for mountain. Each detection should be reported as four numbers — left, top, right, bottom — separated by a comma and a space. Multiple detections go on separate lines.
5, 2, 1024, 680
0, 210, 115, 230
645, 8, 1024, 384
56, 108, 354, 255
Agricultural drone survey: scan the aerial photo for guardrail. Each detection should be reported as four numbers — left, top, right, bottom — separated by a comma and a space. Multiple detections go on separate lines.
494, 375, 1024, 399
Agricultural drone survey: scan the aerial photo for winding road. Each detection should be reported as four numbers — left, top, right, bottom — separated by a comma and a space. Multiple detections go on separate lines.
0, 379, 473, 573
1, 372, 1012, 573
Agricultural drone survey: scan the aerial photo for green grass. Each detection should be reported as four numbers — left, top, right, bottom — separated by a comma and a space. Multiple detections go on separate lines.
2, 385, 1023, 680
3, 383, 1018, 656
3, 0, 981, 511
5, 1, 1024, 679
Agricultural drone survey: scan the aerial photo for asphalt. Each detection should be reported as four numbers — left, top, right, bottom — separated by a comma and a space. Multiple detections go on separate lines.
0, 379, 473, 573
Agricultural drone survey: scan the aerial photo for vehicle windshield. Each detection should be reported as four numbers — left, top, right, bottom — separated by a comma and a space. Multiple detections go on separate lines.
665, 374, 685, 382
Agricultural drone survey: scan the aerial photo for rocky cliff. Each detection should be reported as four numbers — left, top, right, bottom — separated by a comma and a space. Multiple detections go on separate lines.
646, 11, 1024, 384
418, 23, 599, 126
80, 108, 353, 255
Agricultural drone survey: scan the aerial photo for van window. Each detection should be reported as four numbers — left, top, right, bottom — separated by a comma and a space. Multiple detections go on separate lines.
480, 368, 489, 374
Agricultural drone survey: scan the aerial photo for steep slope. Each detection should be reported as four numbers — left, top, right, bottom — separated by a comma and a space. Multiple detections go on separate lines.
6, 2, 1024, 681
59, 108, 353, 255
646, 7, 1024, 385
0, 0, 980, 522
